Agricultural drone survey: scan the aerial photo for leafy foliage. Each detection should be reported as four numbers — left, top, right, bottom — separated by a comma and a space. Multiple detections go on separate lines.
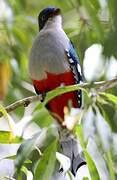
0, 0, 117, 179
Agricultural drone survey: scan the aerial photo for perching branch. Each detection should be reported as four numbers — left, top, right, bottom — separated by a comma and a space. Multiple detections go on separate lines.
0, 95, 42, 117
0, 77, 117, 117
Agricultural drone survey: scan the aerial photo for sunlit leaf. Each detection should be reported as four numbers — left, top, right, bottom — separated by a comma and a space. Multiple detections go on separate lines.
84, 150, 100, 180
21, 165, 33, 179
43, 84, 88, 105
0, 104, 15, 140
99, 92, 117, 106
0, 131, 22, 144
75, 124, 86, 149
75, 125, 100, 179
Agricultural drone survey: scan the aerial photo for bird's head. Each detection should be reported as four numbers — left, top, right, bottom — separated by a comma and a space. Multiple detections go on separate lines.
38, 7, 61, 31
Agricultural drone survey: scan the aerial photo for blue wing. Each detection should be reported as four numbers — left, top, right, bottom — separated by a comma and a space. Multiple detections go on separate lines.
66, 41, 82, 107
66, 41, 82, 83
69, 41, 80, 64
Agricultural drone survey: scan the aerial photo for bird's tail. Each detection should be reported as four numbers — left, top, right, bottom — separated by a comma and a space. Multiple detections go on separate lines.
59, 129, 86, 177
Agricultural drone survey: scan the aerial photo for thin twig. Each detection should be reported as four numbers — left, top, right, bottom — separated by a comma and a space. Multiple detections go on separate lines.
0, 77, 117, 117
96, 77, 117, 92
0, 95, 42, 117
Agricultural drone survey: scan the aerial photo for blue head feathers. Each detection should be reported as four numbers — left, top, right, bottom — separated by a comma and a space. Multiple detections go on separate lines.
38, 6, 61, 31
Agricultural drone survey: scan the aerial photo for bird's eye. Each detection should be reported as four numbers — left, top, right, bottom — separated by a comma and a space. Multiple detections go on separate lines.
42, 15, 46, 21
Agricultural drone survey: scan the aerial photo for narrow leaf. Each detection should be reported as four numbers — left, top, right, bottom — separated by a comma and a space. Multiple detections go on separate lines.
99, 92, 117, 106
15, 131, 43, 171
0, 105, 14, 140
106, 151, 115, 180
84, 150, 100, 180
75, 124, 86, 149
75, 125, 100, 180
44, 84, 88, 105
34, 139, 58, 180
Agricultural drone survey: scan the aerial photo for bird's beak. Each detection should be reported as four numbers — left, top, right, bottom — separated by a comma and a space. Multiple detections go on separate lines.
53, 8, 61, 15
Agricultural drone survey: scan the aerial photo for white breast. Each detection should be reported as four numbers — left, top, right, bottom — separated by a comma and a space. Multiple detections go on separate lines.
29, 28, 70, 80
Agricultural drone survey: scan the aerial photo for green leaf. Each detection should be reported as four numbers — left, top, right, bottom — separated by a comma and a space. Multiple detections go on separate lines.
15, 131, 42, 171
21, 165, 29, 176
32, 107, 53, 128
108, 0, 117, 27
0, 104, 14, 137
83, 178, 89, 180
99, 103, 117, 132
99, 92, 117, 106
75, 124, 86, 149
40, 126, 59, 151
84, 150, 100, 180
106, 151, 115, 180
97, 92, 117, 132
34, 138, 58, 180
75, 125, 100, 180
43, 84, 88, 105
83, 90, 92, 108
0, 131, 22, 144
15, 126, 59, 172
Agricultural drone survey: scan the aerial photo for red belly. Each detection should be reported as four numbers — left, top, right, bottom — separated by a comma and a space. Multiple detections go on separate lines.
32, 71, 79, 121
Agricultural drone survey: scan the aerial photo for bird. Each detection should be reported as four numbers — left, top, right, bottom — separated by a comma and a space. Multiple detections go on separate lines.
29, 7, 88, 178
29, 6, 82, 122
